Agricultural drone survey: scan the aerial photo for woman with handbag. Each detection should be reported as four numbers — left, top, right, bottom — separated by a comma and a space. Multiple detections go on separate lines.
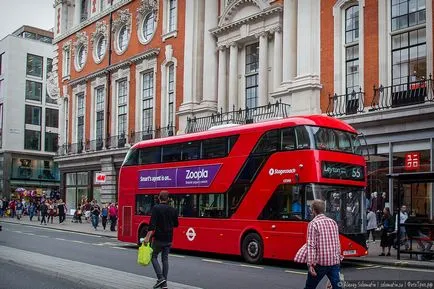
379, 207, 395, 256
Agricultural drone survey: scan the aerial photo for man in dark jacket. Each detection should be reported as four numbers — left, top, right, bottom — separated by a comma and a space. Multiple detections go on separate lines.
144, 191, 179, 289
40, 202, 48, 225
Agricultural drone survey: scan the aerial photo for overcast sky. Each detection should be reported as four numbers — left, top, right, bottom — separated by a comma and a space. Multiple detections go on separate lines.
0, 0, 54, 40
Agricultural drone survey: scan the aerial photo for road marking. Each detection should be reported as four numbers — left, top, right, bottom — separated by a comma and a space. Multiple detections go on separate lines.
202, 259, 223, 264
170, 254, 186, 258
56, 238, 67, 241
13, 230, 23, 233
111, 246, 128, 250
71, 240, 87, 244
381, 266, 434, 273
38, 235, 49, 238
356, 265, 381, 270
240, 264, 264, 269
0, 245, 203, 289
285, 270, 307, 275
22, 233, 35, 236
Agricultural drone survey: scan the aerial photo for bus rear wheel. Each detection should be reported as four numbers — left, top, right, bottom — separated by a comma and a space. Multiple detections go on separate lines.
137, 225, 148, 246
242, 232, 263, 264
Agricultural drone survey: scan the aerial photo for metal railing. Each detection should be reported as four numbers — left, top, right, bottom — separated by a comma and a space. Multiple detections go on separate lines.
186, 100, 291, 133
326, 89, 365, 117
130, 126, 175, 143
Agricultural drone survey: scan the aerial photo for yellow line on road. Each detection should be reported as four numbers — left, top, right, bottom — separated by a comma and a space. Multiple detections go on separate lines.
285, 270, 307, 275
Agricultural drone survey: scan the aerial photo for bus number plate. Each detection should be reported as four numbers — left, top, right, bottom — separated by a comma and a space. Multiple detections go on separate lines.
343, 250, 356, 256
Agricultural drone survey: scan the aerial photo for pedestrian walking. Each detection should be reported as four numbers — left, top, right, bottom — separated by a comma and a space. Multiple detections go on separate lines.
40, 201, 48, 225
303, 199, 343, 289
16, 200, 23, 220
395, 205, 409, 249
366, 208, 377, 243
90, 200, 101, 230
0, 198, 7, 217
101, 203, 108, 230
143, 191, 179, 289
109, 203, 118, 231
9, 200, 16, 218
47, 201, 55, 224
57, 199, 66, 224
28, 202, 36, 221
379, 207, 395, 256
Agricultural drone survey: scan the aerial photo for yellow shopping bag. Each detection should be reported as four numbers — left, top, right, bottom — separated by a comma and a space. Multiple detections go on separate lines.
137, 243, 153, 266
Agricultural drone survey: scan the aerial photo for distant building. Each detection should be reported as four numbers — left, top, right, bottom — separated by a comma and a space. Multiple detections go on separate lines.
0, 26, 59, 198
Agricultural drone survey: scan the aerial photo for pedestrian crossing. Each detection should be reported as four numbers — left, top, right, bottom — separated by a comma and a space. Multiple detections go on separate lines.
0, 245, 203, 289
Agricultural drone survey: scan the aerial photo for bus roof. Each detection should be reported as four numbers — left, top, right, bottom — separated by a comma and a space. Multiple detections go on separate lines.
132, 115, 358, 149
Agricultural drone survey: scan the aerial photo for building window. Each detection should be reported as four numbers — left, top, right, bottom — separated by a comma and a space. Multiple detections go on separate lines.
65, 98, 69, 145
46, 108, 59, 128
63, 47, 71, 77
45, 132, 58, 152
245, 43, 259, 108
26, 54, 43, 77
25, 105, 41, 125
46, 58, 53, 78
392, 0, 426, 31
25, 80, 42, 102
345, 6, 359, 94
0, 53, 3, 75
95, 87, 104, 144
76, 93, 85, 145
168, 0, 177, 32
95, 36, 107, 62
117, 25, 129, 53
141, 12, 156, 43
167, 64, 174, 127
142, 71, 154, 132
75, 45, 87, 71
117, 79, 127, 136
24, 130, 41, 150
100, 0, 107, 11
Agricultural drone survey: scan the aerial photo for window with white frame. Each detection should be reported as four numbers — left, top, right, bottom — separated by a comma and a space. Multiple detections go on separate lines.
117, 79, 127, 137
95, 35, 107, 62
245, 43, 259, 108
345, 5, 360, 94
168, 0, 177, 33
95, 87, 104, 146
75, 44, 87, 71
76, 93, 85, 145
391, 0, 426, 88
117, 25, 129, 53
142, 71, 154, 132
141, 12, 156, 42
63, 47, 71, 77
167, 64, 175, 127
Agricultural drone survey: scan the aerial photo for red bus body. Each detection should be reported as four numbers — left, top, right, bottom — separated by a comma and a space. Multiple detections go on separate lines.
118, 115, 368, 262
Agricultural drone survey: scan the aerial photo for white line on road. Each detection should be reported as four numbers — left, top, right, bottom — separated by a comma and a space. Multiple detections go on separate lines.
381, 266, 434, 273
71, 240, 87, 244
22, 233, 35, 236
240, 264, 264, 269
37, 235, 49, 238
13, 230, 23, 233
202, 259, 223, 264
356, 265, 381, 270
284, 270, 307, 275
55, 238, 67, 241
170, 254, 186, 258
111, 246, 128, 250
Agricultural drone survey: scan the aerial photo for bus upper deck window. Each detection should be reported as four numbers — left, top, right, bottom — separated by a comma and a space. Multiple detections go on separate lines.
123, 148, 139, 166
295, 126, 310, 149
281, 128, 296, 150
253, 130, 279, 154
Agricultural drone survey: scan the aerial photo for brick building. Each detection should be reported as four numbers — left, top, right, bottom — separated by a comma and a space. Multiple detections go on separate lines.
52, 0, 433, 218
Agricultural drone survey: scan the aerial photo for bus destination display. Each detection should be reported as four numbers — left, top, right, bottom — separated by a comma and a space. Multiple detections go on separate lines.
321, 161, 364, 181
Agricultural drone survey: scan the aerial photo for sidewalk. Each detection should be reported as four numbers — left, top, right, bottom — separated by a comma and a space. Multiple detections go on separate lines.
345, 240, 434, 269
0, 215, 117, 238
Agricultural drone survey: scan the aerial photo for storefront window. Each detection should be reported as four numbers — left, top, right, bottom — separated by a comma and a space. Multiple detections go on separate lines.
65, 172, 89, 215
366, 153, 390, 210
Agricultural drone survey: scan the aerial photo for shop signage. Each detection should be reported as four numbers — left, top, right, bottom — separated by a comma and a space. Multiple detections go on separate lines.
138, 164, 221, 189
404, 152, 420, 171
95, 173, 107, 184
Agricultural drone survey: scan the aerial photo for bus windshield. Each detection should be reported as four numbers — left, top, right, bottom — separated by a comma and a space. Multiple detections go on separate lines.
305, 184, 365, 234
310, 126, 362, 155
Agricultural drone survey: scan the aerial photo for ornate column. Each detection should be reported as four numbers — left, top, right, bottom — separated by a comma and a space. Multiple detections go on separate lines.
202, 0, 218, 105
258, 32, 269, 106
74, 0, 82, 26
228, 43, 238, 110
272, 27, 283, 90
282, 0, 297, 83
217, 46, 227, 112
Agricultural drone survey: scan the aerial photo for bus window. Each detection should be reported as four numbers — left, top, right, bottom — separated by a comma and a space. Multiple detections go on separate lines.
162, 144, 182, 162
202, 137, 227, 158
295, 126, 311, 149
253, 130, 279, 154
123, 148, 139, 166
181, 141, 201, 160
199, 194, 226, 218
228, 184, 250, 216
138, 146, 161, 164
136, 194, 157, 215
170, 194, 198, 217
238, 155, 268, 183
311, 126, 359, 154
228, 135, 239, 153
259, 184, 302, 220
281, 127, 296, 151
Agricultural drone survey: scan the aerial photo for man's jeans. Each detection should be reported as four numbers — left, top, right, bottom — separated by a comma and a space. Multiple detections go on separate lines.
305, 264, 342, 289
151, 240, 171, 281
91, 214, 99, 229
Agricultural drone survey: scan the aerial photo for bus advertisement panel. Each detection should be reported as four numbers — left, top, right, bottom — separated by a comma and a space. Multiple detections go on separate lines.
118, 115, 368, 263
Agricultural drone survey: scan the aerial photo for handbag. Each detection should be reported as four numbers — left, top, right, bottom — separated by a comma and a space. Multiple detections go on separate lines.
137, 243, 153, 266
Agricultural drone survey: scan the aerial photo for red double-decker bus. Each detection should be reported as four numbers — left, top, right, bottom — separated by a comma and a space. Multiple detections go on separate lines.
118, 115, 368, 263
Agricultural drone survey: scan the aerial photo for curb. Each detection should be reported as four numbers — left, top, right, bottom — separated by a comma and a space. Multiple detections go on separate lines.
344, 257, 434, 270
1, 219, 117, 239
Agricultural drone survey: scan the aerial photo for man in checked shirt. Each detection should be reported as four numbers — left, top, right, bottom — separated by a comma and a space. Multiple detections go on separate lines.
304, 199, 343, 289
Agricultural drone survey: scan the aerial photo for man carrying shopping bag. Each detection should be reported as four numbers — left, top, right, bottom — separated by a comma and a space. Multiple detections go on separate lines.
143, 191, 179, 289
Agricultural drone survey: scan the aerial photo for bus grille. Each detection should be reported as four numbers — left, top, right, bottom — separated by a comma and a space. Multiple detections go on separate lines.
122, 206, 132, 237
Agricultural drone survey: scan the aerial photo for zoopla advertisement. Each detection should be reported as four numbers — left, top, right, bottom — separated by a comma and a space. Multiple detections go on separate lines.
138, 164, 221, 189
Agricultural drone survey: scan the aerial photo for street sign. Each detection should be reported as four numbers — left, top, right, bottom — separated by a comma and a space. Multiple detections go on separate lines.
404, 152, 420, 171
95, 173, 106, 184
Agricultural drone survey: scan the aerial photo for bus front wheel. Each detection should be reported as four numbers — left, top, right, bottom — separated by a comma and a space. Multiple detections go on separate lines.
242, 232, 263, 264
137, 225, 148, 246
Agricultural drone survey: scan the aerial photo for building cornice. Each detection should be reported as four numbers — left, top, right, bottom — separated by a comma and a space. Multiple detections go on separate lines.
211, 6, 283, 37
53, 0, 132, 44
67, 48, 160, 86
